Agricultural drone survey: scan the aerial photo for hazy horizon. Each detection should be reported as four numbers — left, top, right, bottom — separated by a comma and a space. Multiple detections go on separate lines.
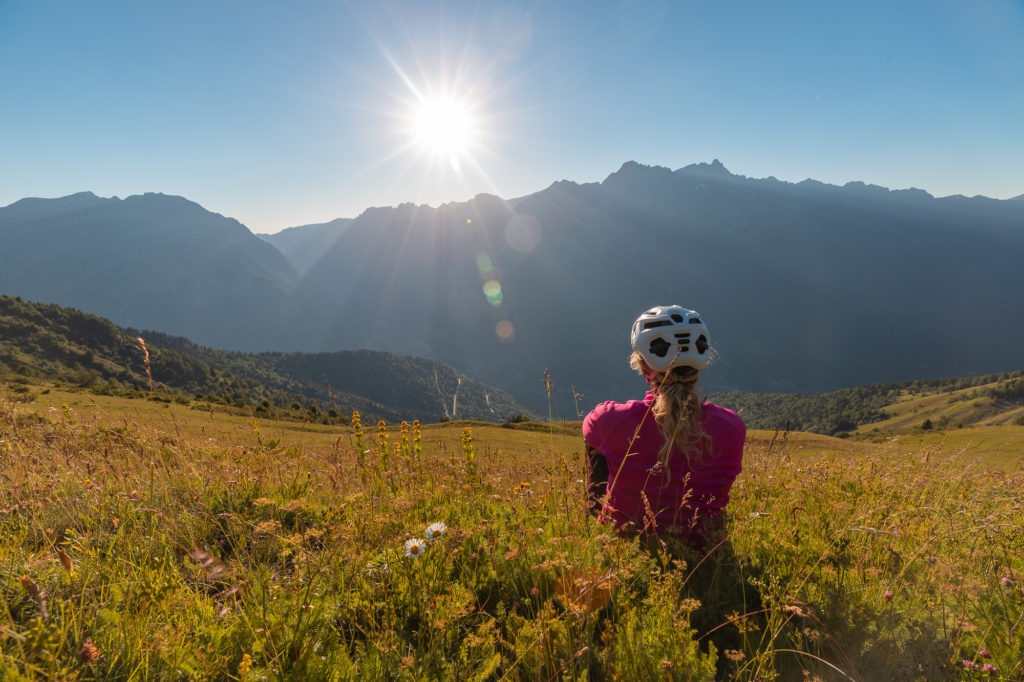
4, 158, 1021, 237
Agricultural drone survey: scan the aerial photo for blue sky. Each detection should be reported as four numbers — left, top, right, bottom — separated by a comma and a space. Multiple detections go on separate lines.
2, 0, 1022, 233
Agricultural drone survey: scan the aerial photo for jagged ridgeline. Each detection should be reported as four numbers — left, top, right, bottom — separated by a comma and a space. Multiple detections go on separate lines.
0, 295, 525, 423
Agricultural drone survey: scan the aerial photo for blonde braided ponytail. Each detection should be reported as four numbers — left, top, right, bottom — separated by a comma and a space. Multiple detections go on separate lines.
629, 350, 705, 481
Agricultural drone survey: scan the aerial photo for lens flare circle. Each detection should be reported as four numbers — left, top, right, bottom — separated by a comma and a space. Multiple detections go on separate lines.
496, 320, 515, 342
483, 279, 503, 306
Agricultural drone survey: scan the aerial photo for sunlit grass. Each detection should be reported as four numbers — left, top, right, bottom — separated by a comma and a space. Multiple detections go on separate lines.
2, 383, 1022, 679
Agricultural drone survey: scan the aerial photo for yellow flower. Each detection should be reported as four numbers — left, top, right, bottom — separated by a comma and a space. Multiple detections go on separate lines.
238, 653, 253, 677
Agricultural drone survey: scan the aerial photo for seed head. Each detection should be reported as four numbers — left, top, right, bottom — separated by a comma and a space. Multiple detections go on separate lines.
78, 638, 100, 664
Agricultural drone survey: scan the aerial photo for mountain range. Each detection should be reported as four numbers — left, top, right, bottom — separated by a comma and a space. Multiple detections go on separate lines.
2, 161, 1022, 411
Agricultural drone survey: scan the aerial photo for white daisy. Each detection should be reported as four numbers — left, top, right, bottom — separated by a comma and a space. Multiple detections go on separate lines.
424, 522, 447, 541
405, 538, 427, 559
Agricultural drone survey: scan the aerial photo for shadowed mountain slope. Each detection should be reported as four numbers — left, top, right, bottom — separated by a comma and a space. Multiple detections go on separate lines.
258, 218, 353, 275
0, 192, 296, 351
289, 162, 1024, 409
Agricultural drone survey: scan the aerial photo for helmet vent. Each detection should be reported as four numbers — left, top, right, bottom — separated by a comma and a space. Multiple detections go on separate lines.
674, 332, 690, 340
689, 318, 702, 324
696, 334, 709, 354
643, 320, 672, 330
671, 313, 684, 323
649, 338, 672, 358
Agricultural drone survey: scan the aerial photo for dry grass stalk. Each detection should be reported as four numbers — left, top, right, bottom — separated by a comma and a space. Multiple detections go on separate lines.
136, 336, 153, 394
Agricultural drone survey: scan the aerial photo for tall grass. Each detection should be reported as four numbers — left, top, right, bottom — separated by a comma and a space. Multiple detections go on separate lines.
1, 385, 1022, 679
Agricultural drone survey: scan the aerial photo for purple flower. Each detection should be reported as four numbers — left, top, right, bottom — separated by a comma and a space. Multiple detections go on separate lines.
1001, 576, 1014, 587
982, 663, 997, 674
962, 660, 979, 671
978, 648, 991, 659
882, 590, 894, 602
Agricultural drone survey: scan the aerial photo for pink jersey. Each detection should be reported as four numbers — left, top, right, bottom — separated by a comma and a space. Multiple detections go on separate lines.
583, 391, 745, 539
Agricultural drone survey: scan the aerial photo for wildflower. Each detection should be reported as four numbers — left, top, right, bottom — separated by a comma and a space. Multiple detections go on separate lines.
255, 520, 282, 536
425, 522, 447, 540
979, 648, 991, 659
679, 598, 702, 612
1001, 576, 1014, 587
462, 428, 477, 471
78, 638, 100, 664
724, 649, 745, 662
405, 538, 427, 559
982, 663, 997, 674
400, 421, 410, 458
238, 653, 253, 676
882, 590, 894, 602
963, 660, 979, 671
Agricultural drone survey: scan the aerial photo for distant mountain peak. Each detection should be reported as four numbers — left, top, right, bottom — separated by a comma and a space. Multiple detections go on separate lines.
602, 161, 675, 187
545, 179, 581, 191
1, 190, 116, 216
678, 159, 733, 176
614, 160, 672, 174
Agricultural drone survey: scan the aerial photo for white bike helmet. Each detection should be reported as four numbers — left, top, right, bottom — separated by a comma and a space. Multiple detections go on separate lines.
631, 305, 711, 372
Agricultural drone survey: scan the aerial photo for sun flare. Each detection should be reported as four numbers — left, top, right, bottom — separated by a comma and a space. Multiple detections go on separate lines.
410, 96, 477, 169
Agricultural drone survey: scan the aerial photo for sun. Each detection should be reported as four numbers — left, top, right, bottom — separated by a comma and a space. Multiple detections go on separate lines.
410, 96, 478, 170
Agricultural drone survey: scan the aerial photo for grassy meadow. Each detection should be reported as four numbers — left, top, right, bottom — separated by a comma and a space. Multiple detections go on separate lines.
2, 383, 1023, 680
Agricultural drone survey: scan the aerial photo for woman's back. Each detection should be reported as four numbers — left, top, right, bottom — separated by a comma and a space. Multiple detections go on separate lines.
584, 391, 745, 539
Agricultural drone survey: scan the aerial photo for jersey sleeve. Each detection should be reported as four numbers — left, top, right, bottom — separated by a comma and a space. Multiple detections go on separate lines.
582, 401, 616, 456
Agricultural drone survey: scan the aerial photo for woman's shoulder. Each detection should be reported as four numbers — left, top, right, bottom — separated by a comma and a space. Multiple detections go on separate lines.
583, 396, 650, 441
701, 401, 746, 437
585, 398, 648, 425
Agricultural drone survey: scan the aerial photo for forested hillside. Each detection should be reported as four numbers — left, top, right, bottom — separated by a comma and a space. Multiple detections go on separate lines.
711, 370, 1024, 435
142, 332, 524, 422
0, 295, 524, 423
